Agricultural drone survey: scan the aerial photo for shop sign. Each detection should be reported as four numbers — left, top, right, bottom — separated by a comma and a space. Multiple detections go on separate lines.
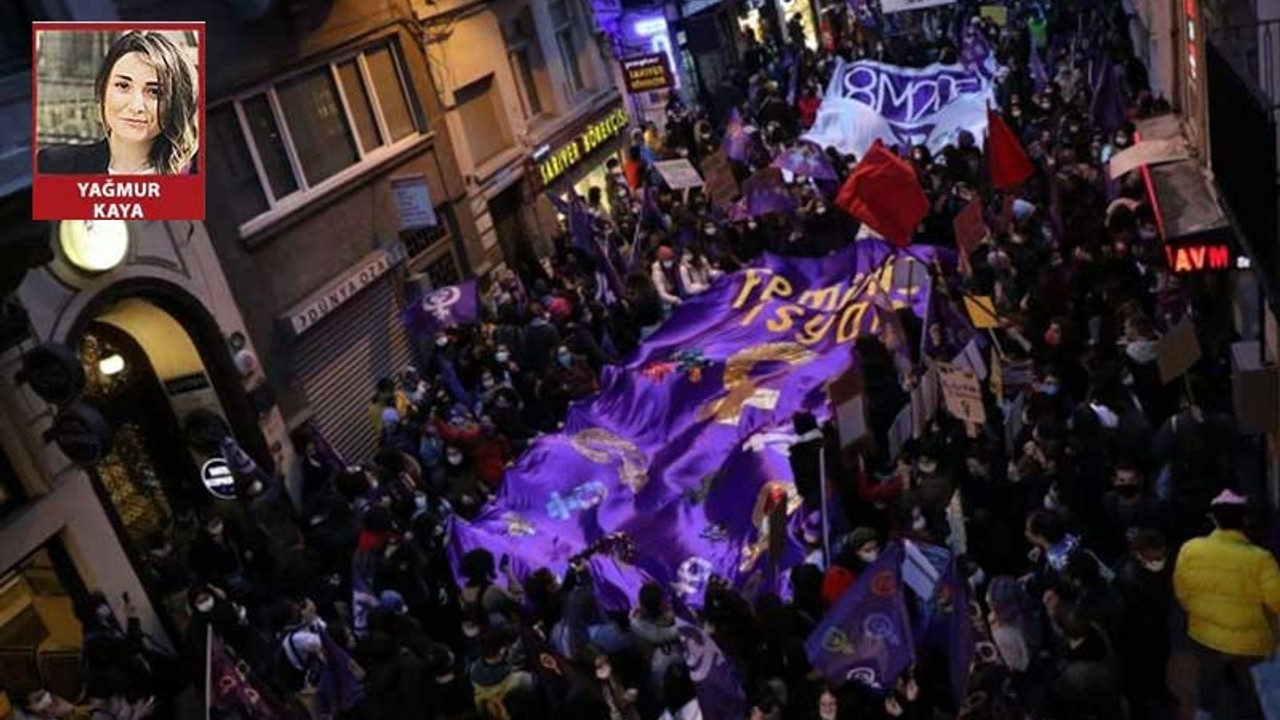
534, 105, 631, 187
1164, 242, 1233, 274
164, 372, 210, 395
621, 54, 673, 93
200, 457, 237, 499
391, 175, 438, 230
46, 401, 112, 465
284, 243, 408, 336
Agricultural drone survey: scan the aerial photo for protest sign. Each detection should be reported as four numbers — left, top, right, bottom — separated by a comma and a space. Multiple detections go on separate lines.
1108, 139, 1190, 179
1156, 317, 1202, 384
803, 58, 994, 158
654, 159, 705, 190
963, 295, 999, 329
938, 362, 986, 423
979, 5, 1008, 25
701, 150, 740, 206
827, 366, 869, 448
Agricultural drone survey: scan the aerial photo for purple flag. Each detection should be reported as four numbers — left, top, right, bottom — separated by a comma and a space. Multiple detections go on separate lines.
207, 629, 296, 719
676, 616, 746, 720
805, 541, 915, 690
449, 242, 957, 609
961, 23, 997, 80
773, 143, 838, 181
742, 167, 798, 217
723, 108, 752, 163
903, 542, 975, 709
1090, 58, 1127, 135
403, 280, 480, 338
1030, 47, 1050, 93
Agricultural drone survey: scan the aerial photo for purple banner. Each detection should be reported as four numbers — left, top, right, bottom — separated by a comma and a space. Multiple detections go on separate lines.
403, 279, 479, 338
805, 542, 915, 689
449, 242, 950, 609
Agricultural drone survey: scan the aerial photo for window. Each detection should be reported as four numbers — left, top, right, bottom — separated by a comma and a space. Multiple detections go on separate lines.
208, 107, 268, 224
424, 251, 461, 288
276, 68, 360, 186
551, 0, 591, 95
455, 75, 512, 166
213, 41, 424, 233
502, 8, 544, 118
0, 542, 88, 700
402, 204, 456, 260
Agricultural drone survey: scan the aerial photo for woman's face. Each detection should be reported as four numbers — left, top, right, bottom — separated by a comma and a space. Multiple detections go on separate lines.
104, 51, 162, 145
818, 690, 838, 720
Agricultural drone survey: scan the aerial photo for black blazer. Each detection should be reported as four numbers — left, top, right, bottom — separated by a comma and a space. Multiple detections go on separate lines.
37, 140, 110, 174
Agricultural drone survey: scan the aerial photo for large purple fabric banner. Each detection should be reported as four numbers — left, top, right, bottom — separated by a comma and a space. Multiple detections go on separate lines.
449, 242, 950, 609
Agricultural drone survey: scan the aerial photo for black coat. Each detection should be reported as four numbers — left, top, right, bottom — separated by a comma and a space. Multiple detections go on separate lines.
37, 140, 110, 174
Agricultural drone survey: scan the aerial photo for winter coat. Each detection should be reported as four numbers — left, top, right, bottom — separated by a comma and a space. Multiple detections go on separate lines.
1174, 528, 1280, 656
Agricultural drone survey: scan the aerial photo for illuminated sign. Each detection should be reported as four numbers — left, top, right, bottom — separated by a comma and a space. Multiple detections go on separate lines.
1165, 242, 1233, 273
1185, 0, 1199, 82
534, 105, 630, 187
621, 54, 673, 93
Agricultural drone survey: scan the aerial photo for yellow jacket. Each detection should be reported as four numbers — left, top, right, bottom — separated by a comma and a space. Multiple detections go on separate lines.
1174, 529, 1280, 657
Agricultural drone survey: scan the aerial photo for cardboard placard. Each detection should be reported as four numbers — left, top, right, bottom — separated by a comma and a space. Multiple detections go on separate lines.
701, 150, 740, 207
963, 295, 999, 329
654, 159, 705, 190
980, 4, 1008, 26
1108, 139, 1190, 179
827, 366, 869, 448
937, 362, 986, 423
1156, 317, 1202, 384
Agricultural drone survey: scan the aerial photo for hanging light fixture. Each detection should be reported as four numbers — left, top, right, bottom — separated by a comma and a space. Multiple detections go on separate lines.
58, 220, 129, 272
98, 353, 125, 376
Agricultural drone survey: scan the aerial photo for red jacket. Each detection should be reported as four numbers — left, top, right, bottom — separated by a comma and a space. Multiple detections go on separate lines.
473, 436, 511, 490
798, 95, 822, 130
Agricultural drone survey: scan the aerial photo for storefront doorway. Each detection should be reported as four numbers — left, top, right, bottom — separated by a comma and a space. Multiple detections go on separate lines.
0, 541, 88, 705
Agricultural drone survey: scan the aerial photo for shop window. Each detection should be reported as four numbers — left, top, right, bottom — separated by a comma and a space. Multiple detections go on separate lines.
214, 40, 426, 235
401, 204, 456, 261
551, 0, 593, 96
0, 543, 87, 702
455, 74, 513, 166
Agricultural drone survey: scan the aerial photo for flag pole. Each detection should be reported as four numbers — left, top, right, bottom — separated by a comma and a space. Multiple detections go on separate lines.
205, 625, 213, 720
819, 443, 832, 564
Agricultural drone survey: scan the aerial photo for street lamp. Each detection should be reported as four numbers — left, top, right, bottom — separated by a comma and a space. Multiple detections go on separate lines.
58, 220, 129, 273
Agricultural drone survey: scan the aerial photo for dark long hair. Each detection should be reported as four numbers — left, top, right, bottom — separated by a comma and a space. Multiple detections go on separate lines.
95, 31, 198, 174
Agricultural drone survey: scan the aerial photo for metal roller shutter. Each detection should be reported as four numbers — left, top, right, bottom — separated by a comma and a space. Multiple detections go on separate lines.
292, 278, 413, 463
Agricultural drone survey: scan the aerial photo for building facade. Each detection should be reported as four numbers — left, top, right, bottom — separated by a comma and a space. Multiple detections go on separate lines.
0, 0, 478, 695
412, 0, 629, 276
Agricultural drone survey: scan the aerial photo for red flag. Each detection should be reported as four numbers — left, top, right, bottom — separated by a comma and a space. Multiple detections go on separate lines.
834, 140, 928, 247
986, 109, 1034, 190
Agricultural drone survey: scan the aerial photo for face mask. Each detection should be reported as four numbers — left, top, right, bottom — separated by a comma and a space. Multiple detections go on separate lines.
596, 665, 612, 681
857, 548, 879, 563
462, 624, 481, 638
495, 351, 510, 364
815, 205, 827, 215
662, 260, 675, 269
436, 336, 449, 348
414, 493, 428, 511
747, 221, 758, 230
917, 461, 938, 476
1142, 558, 1167, 572
447, 453, 463, 466
195, 598, 215, 613
1040, 383, 1060, 396
208, 522, 224, 536
248, 480, 263, 495
557, 353, 573, 367
704, 226, 717, 236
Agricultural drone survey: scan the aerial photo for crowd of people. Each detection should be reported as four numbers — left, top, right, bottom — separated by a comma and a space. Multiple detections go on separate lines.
9, 0, 1280, 719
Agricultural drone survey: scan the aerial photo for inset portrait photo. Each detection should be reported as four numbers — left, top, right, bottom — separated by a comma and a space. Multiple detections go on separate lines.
32, 22, 205, 220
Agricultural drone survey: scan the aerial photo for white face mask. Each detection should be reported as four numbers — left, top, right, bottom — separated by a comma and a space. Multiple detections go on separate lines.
436, 336, 449, 348
662, 260, 675, 269
462, 624, 481, 638
195, 598, 215, 613
495, 351, 510, 364
447, 453, 463, 466
1142, 558, 1167, 572
595, 665, 612, 681
857, 548, 879, 564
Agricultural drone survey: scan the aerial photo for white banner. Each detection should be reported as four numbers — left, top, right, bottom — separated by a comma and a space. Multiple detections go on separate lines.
881, 0, 956, 13
802, 58, 994, 158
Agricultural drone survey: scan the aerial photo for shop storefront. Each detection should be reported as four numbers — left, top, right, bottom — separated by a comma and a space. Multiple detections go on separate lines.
280, 242, 414, 463
527, 100, 632, 223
